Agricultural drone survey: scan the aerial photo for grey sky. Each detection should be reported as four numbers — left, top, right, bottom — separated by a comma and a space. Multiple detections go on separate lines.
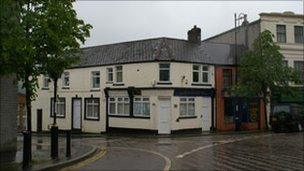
73, 1, 303, 47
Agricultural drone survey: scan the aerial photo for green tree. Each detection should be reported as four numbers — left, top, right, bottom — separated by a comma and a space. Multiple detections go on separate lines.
233, 30, 301, 128
34, 0, 92, 128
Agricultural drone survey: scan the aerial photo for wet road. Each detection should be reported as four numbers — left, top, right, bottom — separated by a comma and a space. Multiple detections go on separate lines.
63, 132, 304, 171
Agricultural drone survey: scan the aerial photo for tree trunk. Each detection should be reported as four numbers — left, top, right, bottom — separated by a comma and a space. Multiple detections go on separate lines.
263, 96, 269, 130
25, 80, 32, 161
53, 79, 58, 125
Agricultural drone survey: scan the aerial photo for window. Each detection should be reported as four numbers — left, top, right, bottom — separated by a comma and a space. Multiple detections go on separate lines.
294, 61, 304, 83
62, 72, 69, 87
134, 97, 150, 117
85, 98, 99, 120
276, 25, 286, 43
224, 98, 234, 123
192, 65, 209, 83
109, 97, 130, 116
159, 63, 170, 82
50, 98, 65, 117
223, 69, 233, 89
107, 68, 113, 82
294, 26, 304, 43
179, 97, 195, 117
116, 66, 123, 83
43, 75, 49, 88
91, 71, 100, 88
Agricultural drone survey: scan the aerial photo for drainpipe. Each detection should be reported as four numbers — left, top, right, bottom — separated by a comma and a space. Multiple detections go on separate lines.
104, 88, 109, 132
210, 88, 216, 132
127, 86, 135, 117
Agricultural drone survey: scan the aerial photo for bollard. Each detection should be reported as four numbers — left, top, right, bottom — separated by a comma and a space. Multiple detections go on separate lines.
66, 130, 71, 158
22, 131, 30, 169
51, 125, 59, 159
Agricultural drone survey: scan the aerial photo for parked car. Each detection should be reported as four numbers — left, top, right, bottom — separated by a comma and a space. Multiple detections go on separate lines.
270, 103, 304, 132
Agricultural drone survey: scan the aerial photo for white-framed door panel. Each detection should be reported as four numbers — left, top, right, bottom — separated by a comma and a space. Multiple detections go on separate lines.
158, 98, 171, 134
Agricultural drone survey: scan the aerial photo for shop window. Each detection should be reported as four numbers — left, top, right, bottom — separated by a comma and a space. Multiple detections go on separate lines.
109, 97, 129, 116
179, 97, 195, 117
134, 97, 150, 117
224, 98, 234, 123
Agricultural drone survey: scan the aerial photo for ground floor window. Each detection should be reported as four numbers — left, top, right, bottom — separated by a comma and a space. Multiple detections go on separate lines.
224, 98, 234, 123
85, 98, 100, 120
51, 98, 66, 118
179, 97, 195, 117
134, 97, 150, 117
242, 100, 259, 123
109, 97, 130, 116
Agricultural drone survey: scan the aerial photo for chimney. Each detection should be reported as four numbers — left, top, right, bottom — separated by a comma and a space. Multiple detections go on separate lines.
187, 25, 201, 44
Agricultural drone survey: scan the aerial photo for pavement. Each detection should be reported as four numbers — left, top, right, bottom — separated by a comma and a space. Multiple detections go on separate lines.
2, 131, 303, 171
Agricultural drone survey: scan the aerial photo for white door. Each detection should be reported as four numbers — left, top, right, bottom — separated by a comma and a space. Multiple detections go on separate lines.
202, 97, 212, 131
72, 99, 81, 130
158, 99, 171, 134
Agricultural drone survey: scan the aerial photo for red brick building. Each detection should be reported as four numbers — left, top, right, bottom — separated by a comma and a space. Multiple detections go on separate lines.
215, 66, 266, 131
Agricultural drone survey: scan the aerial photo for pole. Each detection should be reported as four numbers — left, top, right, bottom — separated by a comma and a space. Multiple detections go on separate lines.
22, 131, 30, 169
66, 130, 71, 158
234, 13, 240, 131
51, 79, 58, 159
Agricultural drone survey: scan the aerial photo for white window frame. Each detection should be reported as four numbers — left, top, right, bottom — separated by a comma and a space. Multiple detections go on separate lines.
43, 75, 50, 88
115, 66, 123, 83
85, 98, 99, 120
192, 65, 210, 84
51, 98, 65, 117
62, 71, 70, 88
133, 97, 150, 117
91, 71, 100, 89
109, 97, 130, 116
179, 97, 195, 117
159, 63, 170, 82
106, 68, 113, 82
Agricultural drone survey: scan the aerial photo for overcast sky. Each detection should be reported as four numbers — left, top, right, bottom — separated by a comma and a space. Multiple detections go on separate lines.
73, 1, 303, 47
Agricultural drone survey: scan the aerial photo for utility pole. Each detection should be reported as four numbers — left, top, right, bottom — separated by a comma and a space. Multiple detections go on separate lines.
234, 13, 248, 131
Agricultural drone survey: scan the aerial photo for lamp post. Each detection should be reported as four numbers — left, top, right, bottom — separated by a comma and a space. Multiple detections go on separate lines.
51, 79, 58, 159
234, 13, 248, 131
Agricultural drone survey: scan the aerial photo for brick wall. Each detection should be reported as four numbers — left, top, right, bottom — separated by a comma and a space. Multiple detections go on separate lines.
0, 75, 17, 164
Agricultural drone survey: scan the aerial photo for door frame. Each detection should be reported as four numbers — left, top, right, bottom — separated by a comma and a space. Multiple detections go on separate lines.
71, 97, 82, 132
158, 97, 171, 134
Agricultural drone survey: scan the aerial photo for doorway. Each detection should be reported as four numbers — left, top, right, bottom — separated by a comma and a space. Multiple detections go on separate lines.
158, 98, 171, 134
72, 98, 82, 132
202, 97, 212, 131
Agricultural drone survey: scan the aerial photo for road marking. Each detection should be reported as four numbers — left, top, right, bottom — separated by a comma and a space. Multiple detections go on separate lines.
59, 148, 107, 171
109, 147, 172, 171
176, 134, 272, 159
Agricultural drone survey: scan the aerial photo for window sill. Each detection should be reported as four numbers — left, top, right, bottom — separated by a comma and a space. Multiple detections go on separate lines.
157, 82, 172, 85
113, 83, 124, 86
90, 89, 101, 92
50, 115, 65, 118
41, 87, 50, 90
109, 115, 150, 119
191, 83, 212, 86
106, 81, 113, 84
62, 87, 70, 90
84, 117, 100, 121
178, 116, 197, 119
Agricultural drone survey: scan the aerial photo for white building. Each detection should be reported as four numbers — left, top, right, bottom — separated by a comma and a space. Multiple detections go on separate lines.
31, 27, 238, 134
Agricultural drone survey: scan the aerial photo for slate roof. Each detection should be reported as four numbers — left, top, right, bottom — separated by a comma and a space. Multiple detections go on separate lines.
75, 37, 244, 68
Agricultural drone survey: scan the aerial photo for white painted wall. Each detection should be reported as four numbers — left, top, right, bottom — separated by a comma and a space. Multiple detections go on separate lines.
31, 62, 215, 133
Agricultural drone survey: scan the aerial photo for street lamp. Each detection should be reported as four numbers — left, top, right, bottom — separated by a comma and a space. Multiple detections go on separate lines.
234, 13, 248, 131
